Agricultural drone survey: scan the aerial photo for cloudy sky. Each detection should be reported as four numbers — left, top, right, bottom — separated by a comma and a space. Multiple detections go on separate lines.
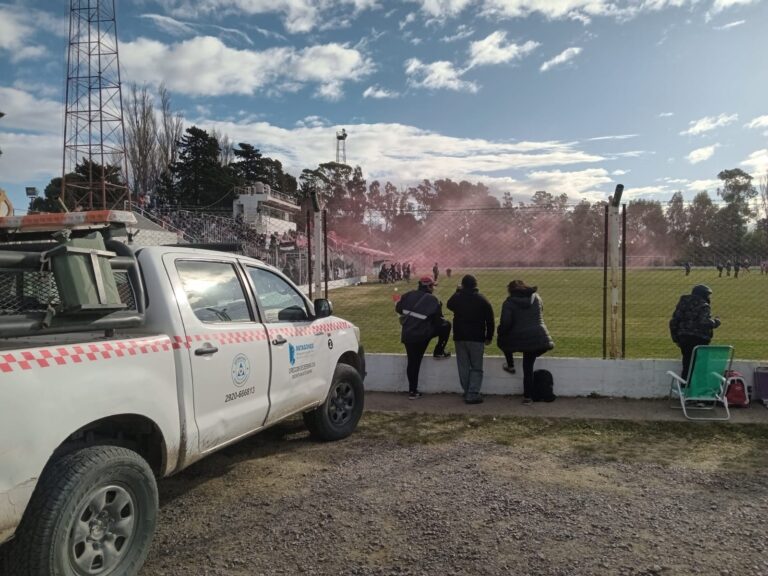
0, 0, 766, 210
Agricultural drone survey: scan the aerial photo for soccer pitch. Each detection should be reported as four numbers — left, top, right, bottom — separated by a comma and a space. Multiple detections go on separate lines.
330, 268, 768, 360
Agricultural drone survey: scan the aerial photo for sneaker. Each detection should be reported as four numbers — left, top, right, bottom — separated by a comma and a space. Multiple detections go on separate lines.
502, 364, 516, 374
522, 397, 533, 406
409, 391, 423, 400
433, 351, 451, 359
465, 395, 484, 405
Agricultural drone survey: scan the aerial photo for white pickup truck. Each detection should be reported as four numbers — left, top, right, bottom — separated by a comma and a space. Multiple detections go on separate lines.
0, 213, 365, 576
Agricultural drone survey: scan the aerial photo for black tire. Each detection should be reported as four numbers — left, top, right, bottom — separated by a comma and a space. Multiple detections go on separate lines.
303, 363, 365, 441
5, 445, 158, 576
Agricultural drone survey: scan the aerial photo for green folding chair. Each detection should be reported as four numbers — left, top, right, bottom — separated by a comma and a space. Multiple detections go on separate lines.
667, 345, 733, 421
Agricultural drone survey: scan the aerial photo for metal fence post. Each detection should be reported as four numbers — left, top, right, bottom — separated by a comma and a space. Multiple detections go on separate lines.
621, 203, 627, 359
323, 209, 329, 299
602, 204, 608, 360
306, 211, 312, 300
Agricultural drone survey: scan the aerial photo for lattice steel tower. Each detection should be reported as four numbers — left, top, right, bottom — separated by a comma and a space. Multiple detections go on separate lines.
335, 128, 347, 164
62, 0, 130, 210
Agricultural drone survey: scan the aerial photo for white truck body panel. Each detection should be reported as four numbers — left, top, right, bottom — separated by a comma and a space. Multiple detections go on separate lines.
0, 334, 180, 543
0, 246, 362, 546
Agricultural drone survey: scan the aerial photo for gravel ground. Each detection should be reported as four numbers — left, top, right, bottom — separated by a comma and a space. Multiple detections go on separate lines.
140, 413, 768, 576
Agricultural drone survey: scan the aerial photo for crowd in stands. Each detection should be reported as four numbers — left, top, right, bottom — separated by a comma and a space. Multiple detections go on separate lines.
136, 200, 370, 285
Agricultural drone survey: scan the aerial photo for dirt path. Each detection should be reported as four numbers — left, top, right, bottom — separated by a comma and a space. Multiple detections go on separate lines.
140, 412, 768, 576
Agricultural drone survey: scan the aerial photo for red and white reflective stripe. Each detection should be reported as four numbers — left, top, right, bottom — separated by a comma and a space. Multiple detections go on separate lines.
0, 321, 355, 372
0, 210, 137, 231
172, 321, 354, 350
0, 336, 172, 374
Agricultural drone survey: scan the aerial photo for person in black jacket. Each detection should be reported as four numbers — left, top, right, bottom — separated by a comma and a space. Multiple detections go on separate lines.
669, 284, 721, 378
497, 280, 554, 405
447, 275, 494, 404
395, 276, 451, 399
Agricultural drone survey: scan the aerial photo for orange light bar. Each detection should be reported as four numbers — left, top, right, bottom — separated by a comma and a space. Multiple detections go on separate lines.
0, 210, 137, 231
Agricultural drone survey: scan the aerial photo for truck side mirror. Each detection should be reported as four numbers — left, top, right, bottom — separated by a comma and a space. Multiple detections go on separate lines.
314, 298, 333, 318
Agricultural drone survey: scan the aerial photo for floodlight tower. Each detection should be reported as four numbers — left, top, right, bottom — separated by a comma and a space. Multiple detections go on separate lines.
335, 128, 347, 164
61, 0, 130, 211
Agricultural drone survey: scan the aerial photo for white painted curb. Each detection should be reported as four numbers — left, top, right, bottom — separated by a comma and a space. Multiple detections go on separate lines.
364, 353, 763, 399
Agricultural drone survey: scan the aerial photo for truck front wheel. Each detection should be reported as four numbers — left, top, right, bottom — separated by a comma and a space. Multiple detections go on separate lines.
303, 363, 365, 441
6, 445, 158, 576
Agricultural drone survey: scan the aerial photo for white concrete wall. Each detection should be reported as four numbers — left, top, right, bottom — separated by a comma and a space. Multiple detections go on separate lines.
297, 276, 367, 295
364, 353, 762, 399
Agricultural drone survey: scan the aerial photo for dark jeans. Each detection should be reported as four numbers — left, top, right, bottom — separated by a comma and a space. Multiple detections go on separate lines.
404, 320, 452, 393
503, 350, 515, 369
522, 349, 549, 399
677, 335, 709, 380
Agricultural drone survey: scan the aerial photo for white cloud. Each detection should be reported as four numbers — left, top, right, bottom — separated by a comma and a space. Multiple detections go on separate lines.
680, 113, 738, 135
540, 47, 582, 72
467, 32, 539, 68
741, 149, 768, 175
687, 179, 720, 192
295, 115, 329, 128
714, 19, 746, 29
624, 185, 669, 197
612, 169, 630, 176
399, 12, 417, 29
709, 0, 760, 16
0, 87, 62, 133
0, 132, 61, 184
121, 36, 373, 99
588, 134, 638, 141
745, 115, 768, 130
363, 85, 399, 99
686, 144, 718, 164
404, 58, 478, 92
525, 168, 612, 199
415, 0, 475, 18
441, 24, 475, 42
188, 117, 605, 193
140, 14, 197, 36
658, 112, 675, 118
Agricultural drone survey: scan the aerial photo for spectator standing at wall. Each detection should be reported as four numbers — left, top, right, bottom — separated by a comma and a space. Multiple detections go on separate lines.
447, 275, 494, 404
432, 262, 440, 282
395, 276, 452, 399
725, 260, 732, 276
684, 262, 691, 276
497, 280, 554, 405
734, 260, 740, 279
716, 262, 723, 277
669, 284, 721, 379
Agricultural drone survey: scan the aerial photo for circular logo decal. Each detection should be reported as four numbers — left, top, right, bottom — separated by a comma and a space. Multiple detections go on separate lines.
231, 354, 251, 387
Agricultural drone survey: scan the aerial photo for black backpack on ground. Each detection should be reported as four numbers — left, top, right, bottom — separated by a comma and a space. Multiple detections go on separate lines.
532, 369, 556, 402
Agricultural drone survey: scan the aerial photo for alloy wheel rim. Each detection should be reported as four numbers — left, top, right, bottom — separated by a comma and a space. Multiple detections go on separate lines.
68, 484, 137, 575
328, 381, 355, 427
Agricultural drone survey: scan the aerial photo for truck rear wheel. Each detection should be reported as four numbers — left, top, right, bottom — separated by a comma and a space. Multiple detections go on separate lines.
6, 445, 158, 576
303, 363, 365, 441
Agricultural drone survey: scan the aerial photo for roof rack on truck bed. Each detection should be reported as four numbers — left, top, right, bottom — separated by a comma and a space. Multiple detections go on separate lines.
0, 210, 145, 338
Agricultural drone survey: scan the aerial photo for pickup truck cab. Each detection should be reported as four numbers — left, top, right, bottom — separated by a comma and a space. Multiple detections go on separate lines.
0, 213, 365, 576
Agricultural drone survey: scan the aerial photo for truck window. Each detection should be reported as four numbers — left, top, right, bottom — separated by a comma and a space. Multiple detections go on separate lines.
176, 260, 252, 323
247, 267, 309, 323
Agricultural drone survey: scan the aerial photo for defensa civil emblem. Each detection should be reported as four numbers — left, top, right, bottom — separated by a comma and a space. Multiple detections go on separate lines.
231, 354, 250, 387
288, 343, 296, 366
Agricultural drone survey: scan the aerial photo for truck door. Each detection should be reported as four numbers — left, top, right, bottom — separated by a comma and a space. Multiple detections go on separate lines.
244, 266, 329, 424
170, 258, 271, 452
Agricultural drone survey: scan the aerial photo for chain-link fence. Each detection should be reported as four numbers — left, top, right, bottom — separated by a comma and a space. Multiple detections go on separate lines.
323, 204, 768, 360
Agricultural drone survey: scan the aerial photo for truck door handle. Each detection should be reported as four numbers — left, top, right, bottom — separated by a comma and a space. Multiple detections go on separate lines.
272, 335, 287, 346
194, 344, 219, 356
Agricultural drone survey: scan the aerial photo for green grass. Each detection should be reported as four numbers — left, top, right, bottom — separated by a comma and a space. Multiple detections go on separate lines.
331, 268, 768, 359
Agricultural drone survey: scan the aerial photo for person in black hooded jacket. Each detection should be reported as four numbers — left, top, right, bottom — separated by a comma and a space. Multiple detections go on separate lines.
497, 280, 554, 405
447, 275, 494, 404
669, 284, 721, 378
